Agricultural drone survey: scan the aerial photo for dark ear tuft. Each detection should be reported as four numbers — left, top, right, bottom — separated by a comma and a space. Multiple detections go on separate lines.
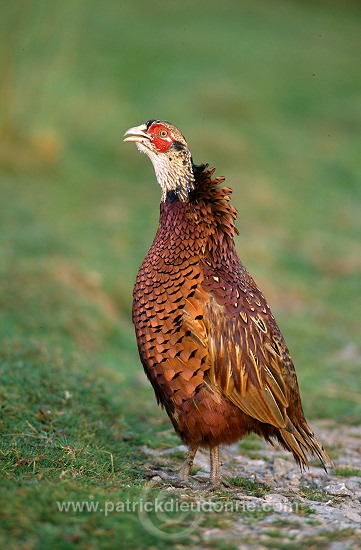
172, 140, 186, 152
146, 119, 156, 129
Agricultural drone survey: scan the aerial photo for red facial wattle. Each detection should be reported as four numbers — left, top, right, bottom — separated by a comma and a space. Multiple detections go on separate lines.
147, 123, 174, 153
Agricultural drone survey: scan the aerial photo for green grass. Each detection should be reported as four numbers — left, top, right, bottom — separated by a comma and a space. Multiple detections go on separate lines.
1, 0, 360, 548
227, 477, 271, 497
333, 467, 361, 478
238, 433, 265, 451
293, 504, 316, 517
298, 487, 330, 503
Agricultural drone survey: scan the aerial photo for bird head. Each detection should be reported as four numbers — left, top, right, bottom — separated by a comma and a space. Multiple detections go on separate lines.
124, 120, 195, 202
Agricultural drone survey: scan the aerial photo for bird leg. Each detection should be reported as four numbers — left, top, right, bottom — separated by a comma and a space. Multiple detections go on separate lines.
209, 446, 231, 488
178, 444, 199, 482
210, 446, 220, 487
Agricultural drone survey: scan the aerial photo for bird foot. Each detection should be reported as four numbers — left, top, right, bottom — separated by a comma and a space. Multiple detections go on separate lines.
192, 476, 231, 490
144, 469, 230, 490
213, 478, 231, 490
144, 469, 173, 482
144, 469, 193, 488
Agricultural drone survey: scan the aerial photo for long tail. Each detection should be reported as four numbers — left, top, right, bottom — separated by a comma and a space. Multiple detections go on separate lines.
278, 420, 334, 471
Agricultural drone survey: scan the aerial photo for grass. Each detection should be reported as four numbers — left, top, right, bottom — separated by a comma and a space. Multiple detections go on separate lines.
333, 467, 361, 477
227, 477, 271, 497
298, 487, 330, 503
0, 0, 360, 548
293, 504, 316, 517
238, 433, 265, 451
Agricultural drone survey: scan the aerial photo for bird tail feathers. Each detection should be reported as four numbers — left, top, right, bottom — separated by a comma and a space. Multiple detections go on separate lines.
278, 421, 333, 472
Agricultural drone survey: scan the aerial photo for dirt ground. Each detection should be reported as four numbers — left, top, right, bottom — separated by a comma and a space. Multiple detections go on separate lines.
142, 421, 361, 548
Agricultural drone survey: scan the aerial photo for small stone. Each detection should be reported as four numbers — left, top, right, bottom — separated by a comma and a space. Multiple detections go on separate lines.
150, 475, 163, 483
263, 493, 293, 512
324, 483, 352, 496
345, 510, 361, 522
273, 457, 295, 475
202, 528, 224, 541
288, 473, 302, 486
345, 479, 361, 495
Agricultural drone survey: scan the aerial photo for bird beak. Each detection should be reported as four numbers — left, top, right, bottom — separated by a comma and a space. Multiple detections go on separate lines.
123, 124, 150, 144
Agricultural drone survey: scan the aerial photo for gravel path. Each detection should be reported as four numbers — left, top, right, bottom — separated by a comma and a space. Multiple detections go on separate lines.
142, 421, 361, 548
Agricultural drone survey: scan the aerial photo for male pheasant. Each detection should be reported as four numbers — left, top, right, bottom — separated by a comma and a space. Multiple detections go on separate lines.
124, 120, 332, 487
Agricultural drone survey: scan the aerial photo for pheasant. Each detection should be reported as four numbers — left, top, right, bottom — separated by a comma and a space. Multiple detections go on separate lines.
124, 119, 333, 487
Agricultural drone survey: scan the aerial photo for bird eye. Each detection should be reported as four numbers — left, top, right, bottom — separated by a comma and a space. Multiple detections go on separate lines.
159, 129, 168, 138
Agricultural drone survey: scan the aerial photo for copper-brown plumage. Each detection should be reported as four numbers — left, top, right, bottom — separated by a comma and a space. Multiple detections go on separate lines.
125, 120, 333, 486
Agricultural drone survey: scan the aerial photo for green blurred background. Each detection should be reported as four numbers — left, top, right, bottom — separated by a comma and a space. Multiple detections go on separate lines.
1, 0, 360, 548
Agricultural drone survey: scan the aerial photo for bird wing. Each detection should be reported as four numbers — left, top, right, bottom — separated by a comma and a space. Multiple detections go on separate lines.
196, 262, 334, 470
194, 261, 300, 430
